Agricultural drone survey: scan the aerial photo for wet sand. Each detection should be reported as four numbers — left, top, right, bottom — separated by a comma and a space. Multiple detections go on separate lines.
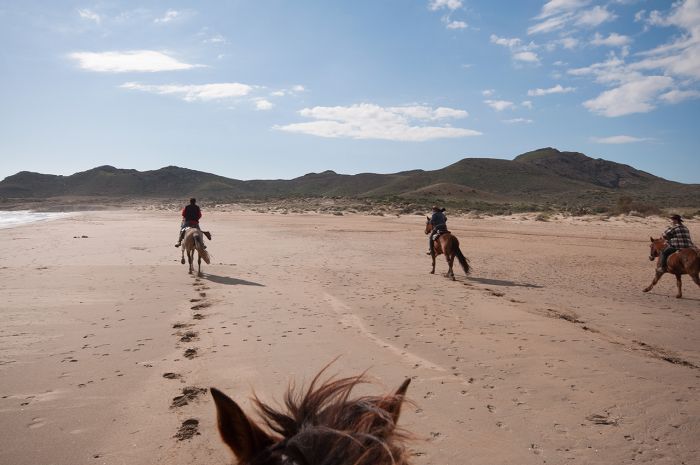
1, 210, 698, 465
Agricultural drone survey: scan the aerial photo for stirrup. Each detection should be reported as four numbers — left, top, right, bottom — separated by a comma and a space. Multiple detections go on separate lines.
174, 242, 181, 247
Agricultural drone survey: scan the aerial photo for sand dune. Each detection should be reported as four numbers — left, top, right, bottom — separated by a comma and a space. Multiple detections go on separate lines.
0, 210, 698, 465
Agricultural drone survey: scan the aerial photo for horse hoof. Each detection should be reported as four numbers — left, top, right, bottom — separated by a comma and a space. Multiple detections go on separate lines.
676, 295, 682, 299
430, 271, 435, 274
181, 258, 186, 264
642, 287, 650, 293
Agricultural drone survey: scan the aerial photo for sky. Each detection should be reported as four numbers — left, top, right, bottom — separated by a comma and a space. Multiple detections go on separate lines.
1, 0, 699, 184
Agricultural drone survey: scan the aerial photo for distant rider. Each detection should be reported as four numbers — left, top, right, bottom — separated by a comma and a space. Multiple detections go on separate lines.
658, 214, 694, 273
427, 205, 447, 255
175, 198, 208, 248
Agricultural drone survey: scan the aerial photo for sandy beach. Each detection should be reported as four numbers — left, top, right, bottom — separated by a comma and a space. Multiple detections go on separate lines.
1, 209, 698, 465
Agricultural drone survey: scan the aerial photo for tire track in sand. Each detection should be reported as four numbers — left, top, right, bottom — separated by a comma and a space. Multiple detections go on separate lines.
324, 293, 446, 373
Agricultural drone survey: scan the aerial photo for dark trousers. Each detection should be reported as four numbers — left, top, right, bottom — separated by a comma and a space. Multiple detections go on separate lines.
660, 246, 678, 271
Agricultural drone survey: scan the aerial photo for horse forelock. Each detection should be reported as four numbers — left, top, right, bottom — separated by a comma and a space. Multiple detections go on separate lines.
252, 374, 411, 465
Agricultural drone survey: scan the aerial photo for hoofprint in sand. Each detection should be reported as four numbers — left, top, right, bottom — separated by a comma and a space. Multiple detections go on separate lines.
0, 210, 697, 465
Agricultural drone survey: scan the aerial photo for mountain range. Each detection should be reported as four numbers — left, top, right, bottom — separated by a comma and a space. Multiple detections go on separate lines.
1, 148, 698, 212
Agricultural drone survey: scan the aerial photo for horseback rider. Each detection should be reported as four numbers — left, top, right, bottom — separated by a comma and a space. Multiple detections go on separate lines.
427, 205, 447, 255
175, 198, 209, 248
658, 214, 694, 273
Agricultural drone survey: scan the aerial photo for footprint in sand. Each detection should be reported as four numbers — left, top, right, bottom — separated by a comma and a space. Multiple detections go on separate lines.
173, 323, 192, 329
180, 331, 198, 343
183, 348, 198, 359
174, 419, 200, 440
170, 386, 207, 408
192, 314, 205, 320
28, 417, 46, 429
162, 372, 181, 380
191, 302, 211, 310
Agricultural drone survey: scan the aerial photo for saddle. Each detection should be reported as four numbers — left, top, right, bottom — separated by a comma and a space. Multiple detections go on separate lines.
431, 226, 449, 241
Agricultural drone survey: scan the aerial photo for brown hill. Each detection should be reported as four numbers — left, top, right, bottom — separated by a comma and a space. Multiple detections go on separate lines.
1, 148, 698, 212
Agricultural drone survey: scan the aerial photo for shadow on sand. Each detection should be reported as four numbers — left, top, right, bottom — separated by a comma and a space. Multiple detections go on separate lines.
467, 276, 543, 288
202, 274, 264, 287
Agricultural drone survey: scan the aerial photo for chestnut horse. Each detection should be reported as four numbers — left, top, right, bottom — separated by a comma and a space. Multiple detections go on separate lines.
424, 217, 471, 280
181, 228, 210, 276
210, 370, 412, 465
643, 237, 700, 298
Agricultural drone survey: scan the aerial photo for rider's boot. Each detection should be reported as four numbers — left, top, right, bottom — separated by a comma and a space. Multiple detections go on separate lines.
175, 230, 184, 247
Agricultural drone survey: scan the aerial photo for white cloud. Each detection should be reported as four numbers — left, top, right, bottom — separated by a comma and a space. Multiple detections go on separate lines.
482, 89, 495, 97
530, 2, 615, 35
583, 75, 673, 116
69, 50, 201, 73
559, 37, 579, 49
203, 34, 227, 44
591, 32, 631, 47
527, 84, 575, 96
659, 89, 700, 103
513, 51, 540, 63
590, 135, 650, 144
528, 13, 573, 35
292, 85, 306, 92
120, 82, 253, 101
275, 103, 480, 141
538, 0, 591, 19
155, 9, 181, 24
254, 99, 274, 110
490, 34, 521, 48
503, 118, 533, 124
484, 99, 515, 111
575, 5, 616, 27
429, 0, 462, 11
446, 20, 468, 29
570, 1, 700, 117
78, 9, 100, 24
270, 90, 286, 97
490, 34, 540, 64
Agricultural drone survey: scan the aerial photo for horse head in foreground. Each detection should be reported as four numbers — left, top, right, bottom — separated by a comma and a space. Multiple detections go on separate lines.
424, 217, 470, 280
181, 227, 210, 276
211, 371, 412, 465
643, 237, 700, 298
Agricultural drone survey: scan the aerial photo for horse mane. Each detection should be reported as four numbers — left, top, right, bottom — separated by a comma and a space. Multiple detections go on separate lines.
251, 371, 412, 465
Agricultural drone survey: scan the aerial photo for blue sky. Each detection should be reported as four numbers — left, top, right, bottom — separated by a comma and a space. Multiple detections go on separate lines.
1, 0, 699, 184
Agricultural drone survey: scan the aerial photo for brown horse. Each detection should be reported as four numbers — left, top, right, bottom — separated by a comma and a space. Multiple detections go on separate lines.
643, 237, 700, 298
210, 370, 412, 465
424, 217, 471, 280
181, 228, 210, 276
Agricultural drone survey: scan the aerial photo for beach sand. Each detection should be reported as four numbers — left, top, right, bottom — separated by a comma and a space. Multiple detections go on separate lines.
1, 210, 698, 465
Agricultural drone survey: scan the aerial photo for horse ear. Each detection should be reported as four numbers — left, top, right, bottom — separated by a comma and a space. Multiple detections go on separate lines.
650, 237, 654, 242
379, 378, 411, 426
210, 388, 274, 463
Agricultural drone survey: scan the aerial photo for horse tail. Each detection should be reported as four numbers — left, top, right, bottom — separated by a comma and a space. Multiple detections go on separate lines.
200, 249, 211, 264
455, 246, 471, 275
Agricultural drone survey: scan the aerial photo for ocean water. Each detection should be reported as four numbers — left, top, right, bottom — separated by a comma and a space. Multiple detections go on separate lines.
0, 210, 69, 229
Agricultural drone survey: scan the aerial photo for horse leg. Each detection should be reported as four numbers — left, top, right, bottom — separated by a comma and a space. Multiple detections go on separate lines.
197, 253, 202, 277
643, 270, 664, 293
675, 274, 683, 299
430, 253, 436, 274
181, 248, 185, 265
187, 249, 194, 274
446, 254, 455, 281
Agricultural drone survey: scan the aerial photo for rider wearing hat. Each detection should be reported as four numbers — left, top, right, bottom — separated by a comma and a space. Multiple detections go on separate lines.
427, 205, 447, 255
658, 214, 694, 272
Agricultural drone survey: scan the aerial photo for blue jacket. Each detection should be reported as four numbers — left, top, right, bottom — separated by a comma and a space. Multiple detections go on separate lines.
430, 211, 447, 230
